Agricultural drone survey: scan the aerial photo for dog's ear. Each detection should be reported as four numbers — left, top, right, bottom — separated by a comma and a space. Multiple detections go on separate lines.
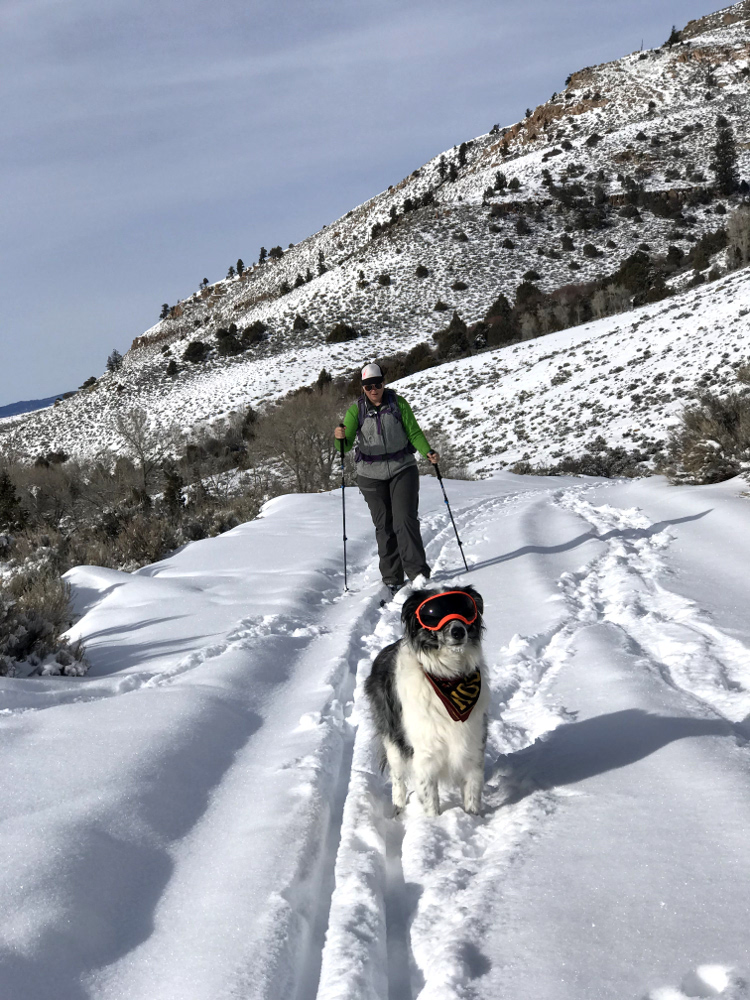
401, 589, 434, 625
463, 585, 484, 616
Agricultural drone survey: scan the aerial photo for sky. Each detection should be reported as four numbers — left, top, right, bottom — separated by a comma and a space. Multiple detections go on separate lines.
0, 0, 726, 406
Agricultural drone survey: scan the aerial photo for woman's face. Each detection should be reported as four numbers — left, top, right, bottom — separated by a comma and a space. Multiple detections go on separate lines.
363, 381, 385, 404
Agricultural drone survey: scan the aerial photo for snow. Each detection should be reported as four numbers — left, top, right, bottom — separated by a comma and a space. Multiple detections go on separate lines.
2, 470, 750, 999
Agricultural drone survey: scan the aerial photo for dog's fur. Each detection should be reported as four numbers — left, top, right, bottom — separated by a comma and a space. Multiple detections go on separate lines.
365, 586, 489, 816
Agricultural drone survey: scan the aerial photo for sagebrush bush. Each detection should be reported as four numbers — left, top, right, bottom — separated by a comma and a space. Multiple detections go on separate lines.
0, 572, 86, 677
664, 390, 750, 483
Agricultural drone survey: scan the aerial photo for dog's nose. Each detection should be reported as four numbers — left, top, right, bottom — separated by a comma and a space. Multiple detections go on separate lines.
450, 622, 466, 640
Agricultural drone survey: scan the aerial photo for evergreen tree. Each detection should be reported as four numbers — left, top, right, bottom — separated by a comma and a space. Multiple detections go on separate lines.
458, 141, 468, 166
258, 247, 267, 264
269, 246, 284, 260
0, 471, 25, 532
448, 162, 458, 182
162, 466, 185, 518
711, 115, 739, 195
438, 156, 446, 180
202, 278, 209, 288
236, 259, 245, 277
227, 265, 236, 279
166, 359, 178, 377
665, 25, 681, 46
160, 303, 170, 320
317, 249, 327, 276
106, 349, 123, 373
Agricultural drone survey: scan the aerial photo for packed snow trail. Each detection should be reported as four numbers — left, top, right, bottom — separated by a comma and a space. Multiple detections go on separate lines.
0, 474, 749, 1000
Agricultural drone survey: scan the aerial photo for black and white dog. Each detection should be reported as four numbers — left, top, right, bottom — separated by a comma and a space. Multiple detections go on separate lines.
365, 586, 489, 817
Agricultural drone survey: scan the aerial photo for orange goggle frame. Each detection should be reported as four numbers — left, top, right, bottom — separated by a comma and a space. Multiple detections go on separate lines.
414, 590, 478, 631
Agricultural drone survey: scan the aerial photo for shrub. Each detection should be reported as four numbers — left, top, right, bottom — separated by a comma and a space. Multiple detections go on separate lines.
377, 273, 391, 286
183, 340, 208, 363
242, 320, 268, 345
0, 576, 86, 677
516, 218, 531, 236
451, 280, 468, 290
665, 391, 750, 483
326, 322, 360, 344
508, 177, 521, 191
293, 314, 309, 330
455, 231, 469, 242
216, 326, 243, 356
501, 238, 515, 250
415, 264, 429, 278
434, 312, 471, 360
434, 300, 450, 312
522, 270, 541, 282
582, 243, 599, 258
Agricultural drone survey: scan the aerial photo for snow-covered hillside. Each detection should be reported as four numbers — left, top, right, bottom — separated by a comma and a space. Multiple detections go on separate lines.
405, 260, 750, 475
3, 1, 749, 461
2, 472, 750, 999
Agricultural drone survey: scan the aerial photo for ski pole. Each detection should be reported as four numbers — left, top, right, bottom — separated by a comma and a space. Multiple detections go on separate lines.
433, 462, 469, 574
338, 425, 348, 591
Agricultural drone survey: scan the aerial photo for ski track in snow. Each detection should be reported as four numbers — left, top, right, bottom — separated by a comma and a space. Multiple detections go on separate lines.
4, 476, 750, 999
312, 481, 750, 1000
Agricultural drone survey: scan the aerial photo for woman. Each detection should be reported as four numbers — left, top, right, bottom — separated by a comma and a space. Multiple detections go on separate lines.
335, 362, 439, 595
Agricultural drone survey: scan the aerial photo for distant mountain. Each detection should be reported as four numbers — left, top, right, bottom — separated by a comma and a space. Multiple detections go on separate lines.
3, 0, 749, 464
0, 394, 64, 420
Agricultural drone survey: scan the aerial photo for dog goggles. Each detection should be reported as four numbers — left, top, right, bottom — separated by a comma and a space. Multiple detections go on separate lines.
414, 590, 478, 631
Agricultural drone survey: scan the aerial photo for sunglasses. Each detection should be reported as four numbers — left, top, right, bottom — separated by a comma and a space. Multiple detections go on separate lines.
363, 381, 384, 390
414, 590, 478, 631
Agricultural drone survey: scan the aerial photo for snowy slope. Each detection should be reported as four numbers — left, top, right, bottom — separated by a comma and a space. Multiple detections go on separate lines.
2, 1, 749, 461
403, 261, 750, 475
2, 471, 750, 999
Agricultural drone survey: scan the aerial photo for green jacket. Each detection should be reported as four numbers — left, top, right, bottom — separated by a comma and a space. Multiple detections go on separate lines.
336, 392, 432, 481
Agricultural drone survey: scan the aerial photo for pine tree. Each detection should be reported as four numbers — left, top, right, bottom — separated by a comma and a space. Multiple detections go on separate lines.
106, 349, 123, 373
166, 359, 178, 377
711, 115, 739, 195
258, 247, 267, 264
458, 141, 468, 167
160, 303, 170, 320
236, 259, 245, 277
665, 25, 681, 46
162, 467, 185, 518
0, 471, 25, 532
227, 265, 236, 279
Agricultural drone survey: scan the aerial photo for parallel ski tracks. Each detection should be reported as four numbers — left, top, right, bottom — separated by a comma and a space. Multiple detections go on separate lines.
305, 482, 750, 1000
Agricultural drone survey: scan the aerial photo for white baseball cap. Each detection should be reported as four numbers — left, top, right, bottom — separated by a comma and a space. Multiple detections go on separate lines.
361, 362, 383, 384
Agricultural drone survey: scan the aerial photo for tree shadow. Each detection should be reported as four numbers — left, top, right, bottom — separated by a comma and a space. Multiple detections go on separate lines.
433, 509, 713, 581
490, 708, 733, 803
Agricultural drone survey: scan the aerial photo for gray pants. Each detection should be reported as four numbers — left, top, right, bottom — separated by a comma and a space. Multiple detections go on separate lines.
357, 465, 430, 586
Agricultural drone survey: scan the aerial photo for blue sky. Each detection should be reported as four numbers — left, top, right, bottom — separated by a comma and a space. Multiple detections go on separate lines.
0, 0, 723, 405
